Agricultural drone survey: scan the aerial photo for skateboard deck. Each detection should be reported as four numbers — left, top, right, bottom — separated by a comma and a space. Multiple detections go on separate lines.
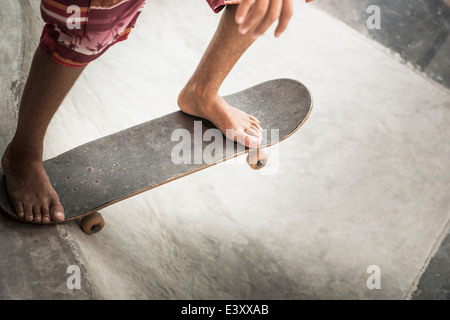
0, 79, 313, 233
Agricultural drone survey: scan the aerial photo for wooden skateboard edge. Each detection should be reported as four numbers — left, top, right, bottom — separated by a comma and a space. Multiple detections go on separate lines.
0, 79, 314, 226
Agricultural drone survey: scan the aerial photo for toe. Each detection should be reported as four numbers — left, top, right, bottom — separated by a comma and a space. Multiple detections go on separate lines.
235, 128, 262, 149
249, 115, 260, 124
250, 124, 262, 137
42, 211, 51, 224
245, 134, 262, 149
13, 201, 25, 219
250, 119, 262, 133
50, 200, 65, 222
24, 204, 33, 222
41, 204, 51, 224
33, 212, 42, 223
246, 128, 260, 138
33, 205, 43, 223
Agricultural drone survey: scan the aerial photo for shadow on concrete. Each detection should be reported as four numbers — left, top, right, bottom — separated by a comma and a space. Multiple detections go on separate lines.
314, 0, 450, 89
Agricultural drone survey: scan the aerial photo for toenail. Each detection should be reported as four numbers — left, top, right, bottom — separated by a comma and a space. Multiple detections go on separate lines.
56, 212, 63, 217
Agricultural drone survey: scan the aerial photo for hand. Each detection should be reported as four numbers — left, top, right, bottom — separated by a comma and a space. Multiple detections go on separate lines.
235, 0, 294, 39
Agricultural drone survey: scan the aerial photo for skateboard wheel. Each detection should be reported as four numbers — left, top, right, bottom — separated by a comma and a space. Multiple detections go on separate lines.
81, 212, 105, 235
246, 149, 268, 170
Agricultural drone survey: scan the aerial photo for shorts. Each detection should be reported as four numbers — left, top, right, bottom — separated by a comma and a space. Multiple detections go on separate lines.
208, 0, 242, 13
39, 0, 241, 67
39, 0, 145, 67
39, 0, 313, 67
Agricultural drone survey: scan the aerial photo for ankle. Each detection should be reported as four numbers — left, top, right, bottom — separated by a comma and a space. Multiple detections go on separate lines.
181, 79, 219, 101
5, 139, 44, 161
194, 82, 219, 99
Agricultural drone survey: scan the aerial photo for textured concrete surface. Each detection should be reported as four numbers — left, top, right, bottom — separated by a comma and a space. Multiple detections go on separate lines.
1, 0, 449, 300
412, 230, 450, 300
0, 214, 99, 299
0, 0, 35, 148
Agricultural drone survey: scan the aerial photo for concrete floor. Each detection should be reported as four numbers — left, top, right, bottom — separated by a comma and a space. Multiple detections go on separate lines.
317, 0, 450, 300
0, 0, 449, 300
315, 0, 450, 89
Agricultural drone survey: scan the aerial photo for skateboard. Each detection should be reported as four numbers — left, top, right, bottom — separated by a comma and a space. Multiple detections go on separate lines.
0, 79, 313, 234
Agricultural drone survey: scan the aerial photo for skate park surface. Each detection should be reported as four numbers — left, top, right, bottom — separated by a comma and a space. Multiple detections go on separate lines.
0, 0, 449, 299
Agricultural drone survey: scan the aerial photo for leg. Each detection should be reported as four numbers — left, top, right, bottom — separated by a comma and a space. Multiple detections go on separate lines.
2, 0, 146, 224
2, 47, 85, 223
178, 4, 263, 148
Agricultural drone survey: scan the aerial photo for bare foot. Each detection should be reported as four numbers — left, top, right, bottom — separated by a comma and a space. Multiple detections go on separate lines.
178, 84, 263, 148
1, 143, 64, 223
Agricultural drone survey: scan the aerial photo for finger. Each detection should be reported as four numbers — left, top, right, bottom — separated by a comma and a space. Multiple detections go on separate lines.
238, 0, 270, 34
251, 0, 283, 39
275, 0, 294, 37
236, 0, 255, 24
